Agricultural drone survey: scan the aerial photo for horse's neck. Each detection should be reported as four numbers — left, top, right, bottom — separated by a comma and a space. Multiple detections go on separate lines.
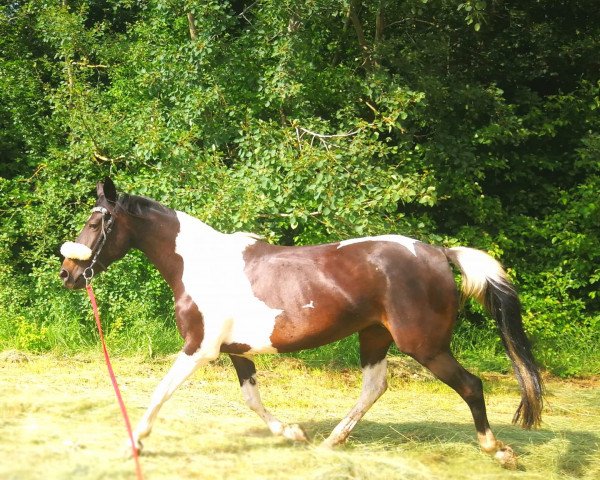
130, 209, 224, 294
129, 210, 186, 291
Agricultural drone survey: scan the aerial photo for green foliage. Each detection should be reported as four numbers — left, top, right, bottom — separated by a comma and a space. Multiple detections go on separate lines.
0, 0, 598, 375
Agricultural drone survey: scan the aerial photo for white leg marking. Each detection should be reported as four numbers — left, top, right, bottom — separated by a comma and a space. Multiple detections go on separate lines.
241, 375, 308, 442
322, 359, 388, 447
132, 350, 213, 450
477, 428, 518, 469
477, 428, 498, 453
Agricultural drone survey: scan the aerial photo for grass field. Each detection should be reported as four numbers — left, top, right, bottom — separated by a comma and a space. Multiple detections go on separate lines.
0, 351, 598, 480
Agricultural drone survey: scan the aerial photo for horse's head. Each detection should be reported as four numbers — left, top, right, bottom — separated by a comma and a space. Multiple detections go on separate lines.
59, 178, 132, 289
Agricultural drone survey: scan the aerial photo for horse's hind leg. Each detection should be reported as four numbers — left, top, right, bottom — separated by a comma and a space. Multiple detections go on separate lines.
229, 354, 308, 442
418, 349, 517, 469
322, 324, 393, 447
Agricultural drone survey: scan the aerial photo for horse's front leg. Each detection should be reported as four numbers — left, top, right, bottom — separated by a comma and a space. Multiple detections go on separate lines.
130, 345, 217, 453
229, 354, 308, 442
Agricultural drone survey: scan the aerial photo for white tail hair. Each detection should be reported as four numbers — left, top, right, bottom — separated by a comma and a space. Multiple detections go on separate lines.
447, 246, 510, 304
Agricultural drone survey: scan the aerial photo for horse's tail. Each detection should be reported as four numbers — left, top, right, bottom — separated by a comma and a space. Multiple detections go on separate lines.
444, 246, 543, 429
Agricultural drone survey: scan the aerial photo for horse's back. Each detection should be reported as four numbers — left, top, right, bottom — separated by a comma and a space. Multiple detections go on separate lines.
242, 237, 458, 353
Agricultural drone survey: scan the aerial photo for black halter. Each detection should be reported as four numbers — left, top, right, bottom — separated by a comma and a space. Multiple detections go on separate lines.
83, 206, 115, 285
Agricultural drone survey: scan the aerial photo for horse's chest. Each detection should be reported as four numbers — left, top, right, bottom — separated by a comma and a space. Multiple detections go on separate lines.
174, 223, 281, 352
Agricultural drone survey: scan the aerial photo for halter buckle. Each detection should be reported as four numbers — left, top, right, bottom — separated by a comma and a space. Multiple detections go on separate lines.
83, 266, 94, 285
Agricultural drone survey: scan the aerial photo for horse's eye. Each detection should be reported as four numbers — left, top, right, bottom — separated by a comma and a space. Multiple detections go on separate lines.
89, 223, 100, 230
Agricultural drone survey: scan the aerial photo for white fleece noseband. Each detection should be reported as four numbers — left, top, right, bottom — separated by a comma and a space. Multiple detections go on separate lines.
60, 241, 93, 261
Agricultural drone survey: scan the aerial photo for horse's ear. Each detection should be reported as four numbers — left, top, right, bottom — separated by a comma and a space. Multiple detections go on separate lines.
97, 177, 117, 204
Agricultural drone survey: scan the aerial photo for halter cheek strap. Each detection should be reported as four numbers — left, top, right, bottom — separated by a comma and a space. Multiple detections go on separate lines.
85, 207, 115, 283
60, 207, 112, 260
60, 205, 115, 284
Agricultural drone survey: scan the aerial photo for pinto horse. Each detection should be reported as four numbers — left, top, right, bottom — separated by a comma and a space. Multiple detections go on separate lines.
59, 178, 542, 467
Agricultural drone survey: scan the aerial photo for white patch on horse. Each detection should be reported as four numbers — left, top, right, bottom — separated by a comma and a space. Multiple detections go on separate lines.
322, 359, 388, 447
302, 300, 315, 309
241, 375, 285, 434
240, 375, 308, 442
337, 235, 419, 257
175, 211, 281, 354
132, 349, 210, 449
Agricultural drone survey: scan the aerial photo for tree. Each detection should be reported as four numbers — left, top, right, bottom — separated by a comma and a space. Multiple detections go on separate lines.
0, 0, 598, 374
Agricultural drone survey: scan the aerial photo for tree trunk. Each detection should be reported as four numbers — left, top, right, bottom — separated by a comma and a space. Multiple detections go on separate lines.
187, 12, 198, 41
348, 0, 374, 71
375, 0, 384, 45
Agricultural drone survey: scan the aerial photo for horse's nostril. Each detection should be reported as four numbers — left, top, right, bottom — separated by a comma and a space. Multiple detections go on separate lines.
59, 269, 69, 280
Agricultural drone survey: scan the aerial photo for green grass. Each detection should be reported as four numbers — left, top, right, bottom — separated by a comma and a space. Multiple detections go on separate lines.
1, 279, 597, 377
4, 285, 597, 377
1, 352, 598, 480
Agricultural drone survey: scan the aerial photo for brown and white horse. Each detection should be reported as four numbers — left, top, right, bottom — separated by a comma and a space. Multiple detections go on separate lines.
59, 178, 543, 467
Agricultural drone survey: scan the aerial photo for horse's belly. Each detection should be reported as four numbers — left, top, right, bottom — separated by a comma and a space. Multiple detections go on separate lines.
266, 299, 382, 353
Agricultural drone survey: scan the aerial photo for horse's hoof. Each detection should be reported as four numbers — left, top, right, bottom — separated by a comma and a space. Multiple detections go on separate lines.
123, 439, 143, 458
494, 444, 518, 470
319, 435, 345, 449
282, 423, 309, 443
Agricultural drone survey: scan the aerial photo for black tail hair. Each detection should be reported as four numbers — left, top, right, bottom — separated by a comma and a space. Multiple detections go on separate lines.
445, 247, 543, 429
484, 277, 543, 429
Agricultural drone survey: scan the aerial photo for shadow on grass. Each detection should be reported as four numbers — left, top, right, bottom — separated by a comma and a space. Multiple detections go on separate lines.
257, 419, 598, 477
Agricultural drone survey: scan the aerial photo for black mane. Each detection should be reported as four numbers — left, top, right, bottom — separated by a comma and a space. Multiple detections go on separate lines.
117, 193, 176, 219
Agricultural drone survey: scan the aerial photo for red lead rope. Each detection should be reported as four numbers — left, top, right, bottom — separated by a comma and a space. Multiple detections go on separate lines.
86, 283, 144, 480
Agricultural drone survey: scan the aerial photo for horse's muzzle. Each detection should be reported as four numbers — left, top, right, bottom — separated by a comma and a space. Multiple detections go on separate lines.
59, 268, 86, 290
